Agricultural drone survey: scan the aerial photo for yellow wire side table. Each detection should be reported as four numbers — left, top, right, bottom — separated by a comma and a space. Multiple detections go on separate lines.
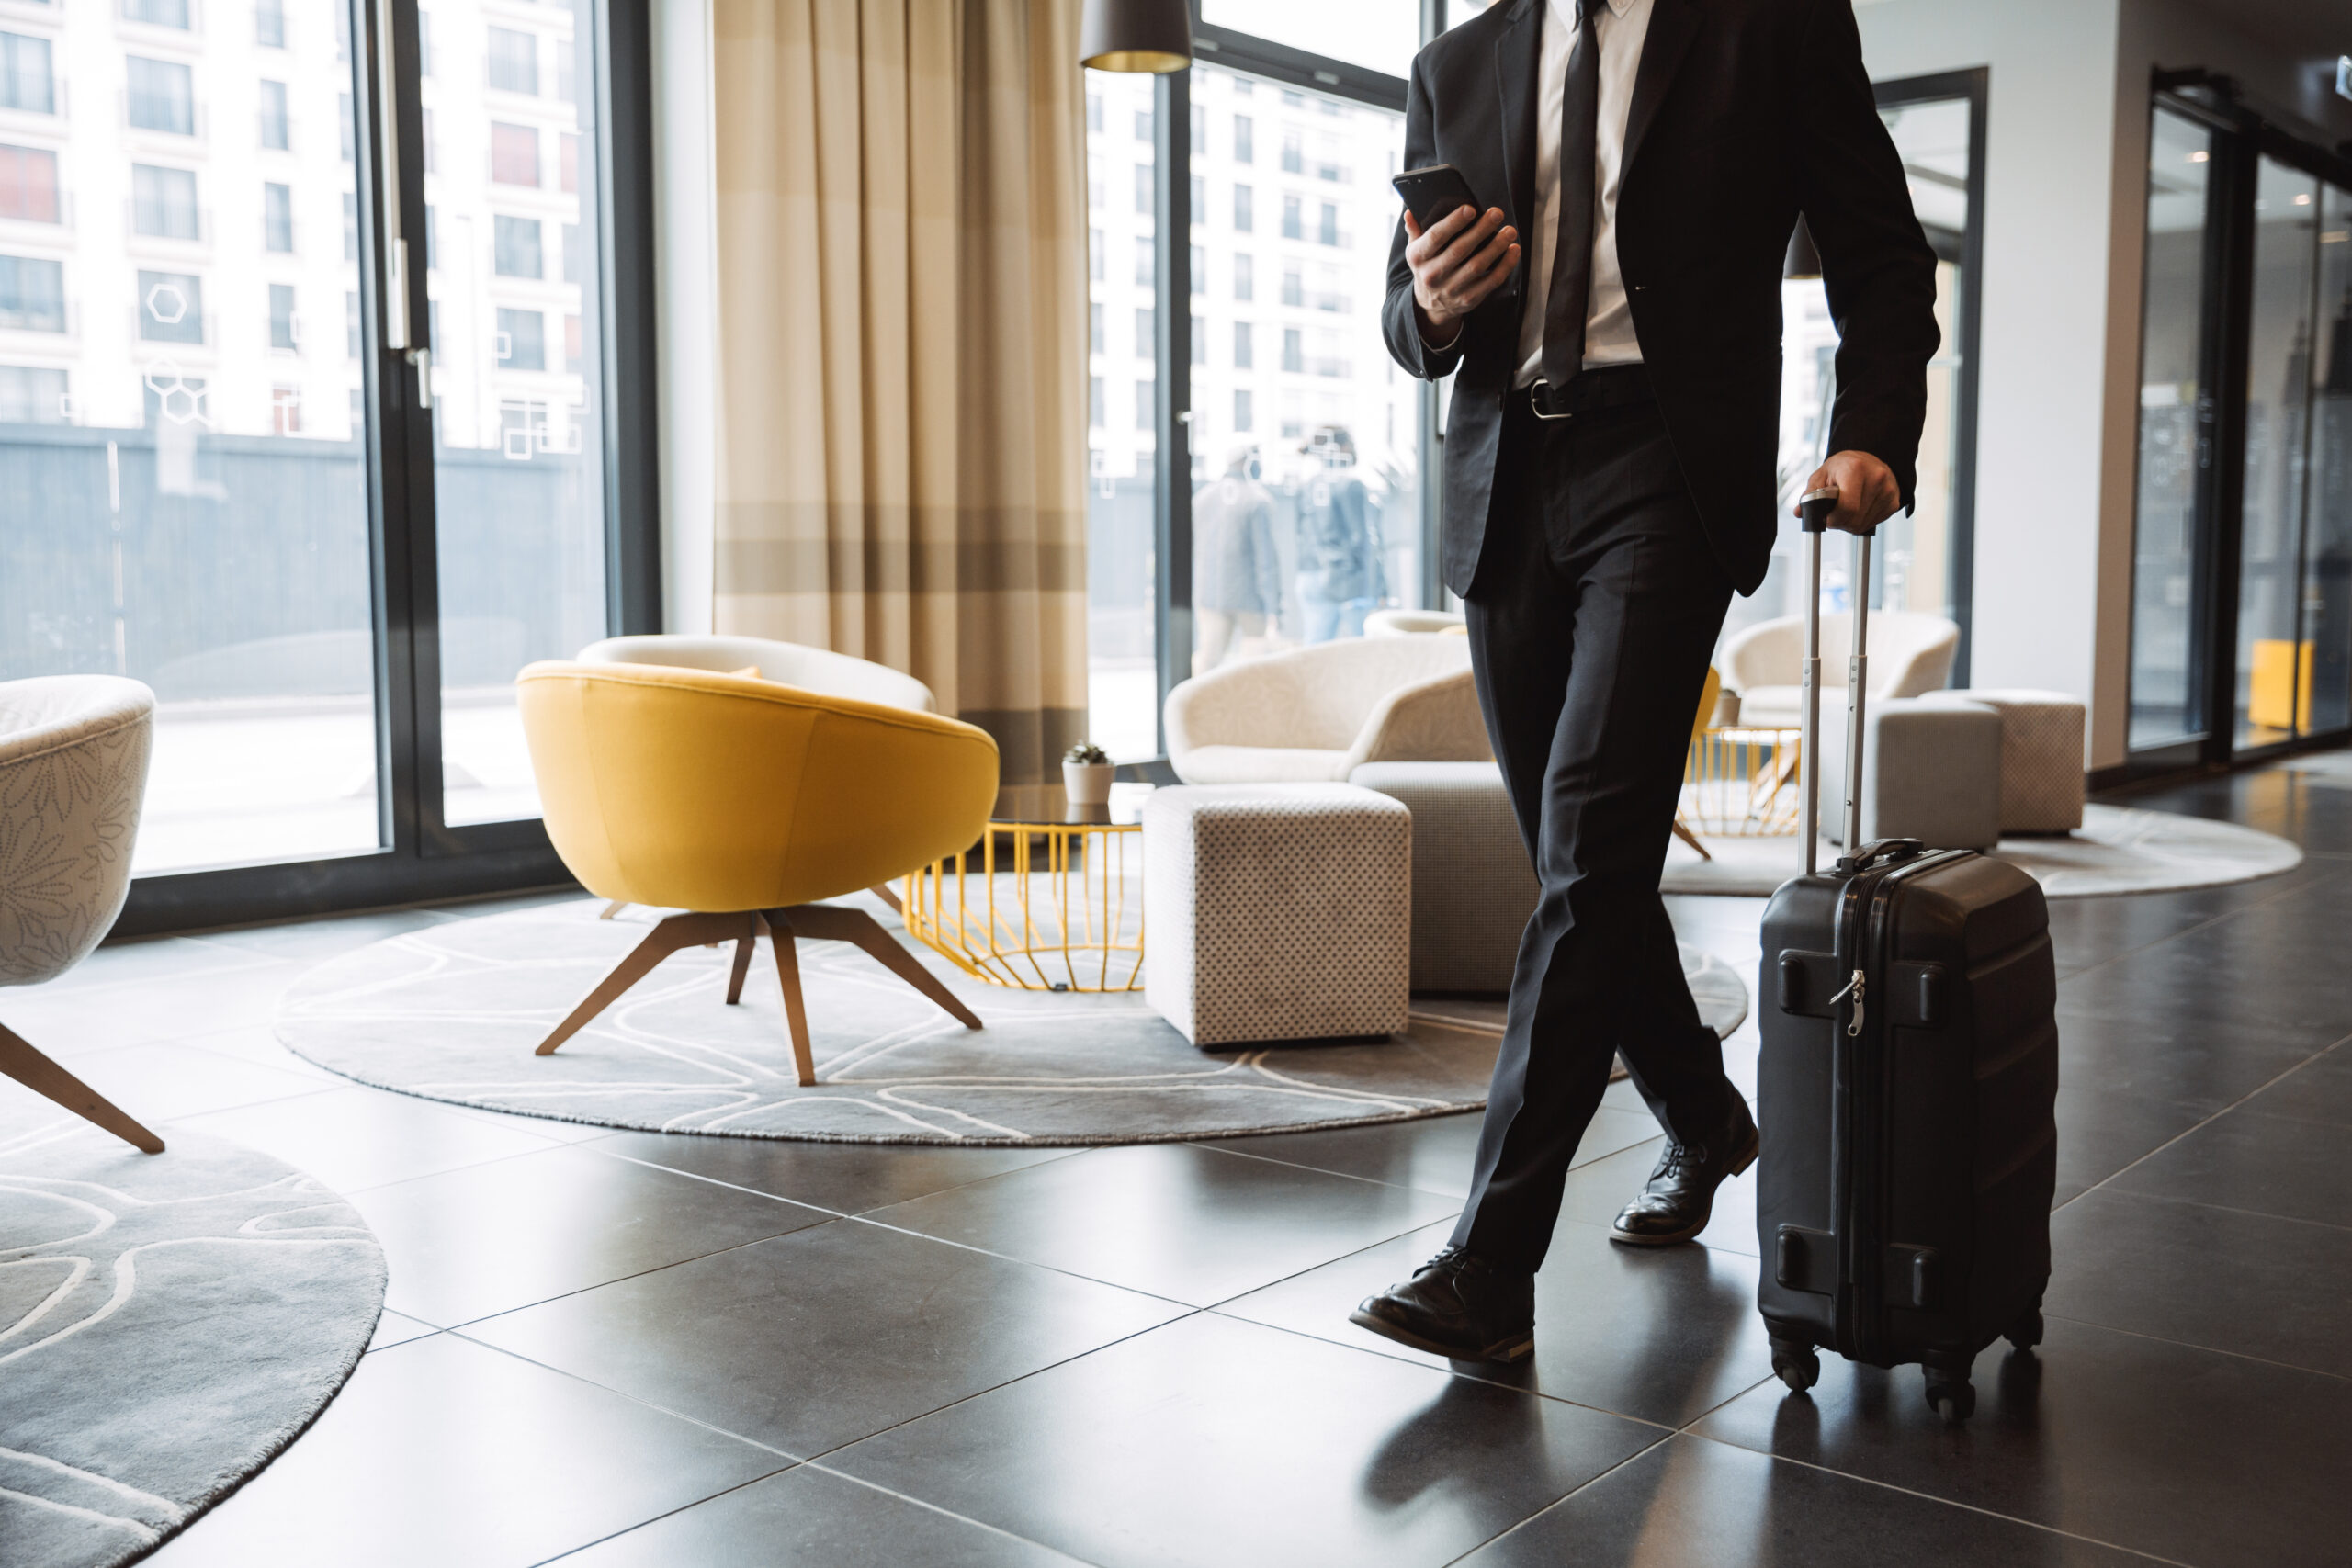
1680, 726, 1804, 838
900, 807, 1146, 993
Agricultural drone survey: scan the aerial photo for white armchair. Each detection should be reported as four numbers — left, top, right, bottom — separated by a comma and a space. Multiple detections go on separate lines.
1720, 611, 1960, 728
1364, 609, 1467, 637
1164, 637, 1488, 784
579, 635, 935, 713
0, 676, 164, 1152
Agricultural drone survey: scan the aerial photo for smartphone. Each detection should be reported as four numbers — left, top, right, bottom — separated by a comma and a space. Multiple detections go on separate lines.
1390, 164, 1485, 233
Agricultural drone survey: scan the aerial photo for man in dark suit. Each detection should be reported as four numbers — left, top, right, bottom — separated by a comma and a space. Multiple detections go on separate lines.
1350, 0, 1939, 1363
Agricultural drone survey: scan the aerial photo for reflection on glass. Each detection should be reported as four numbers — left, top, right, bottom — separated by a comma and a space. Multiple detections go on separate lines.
1197, 0, 1421, 80
427, 0, 608, 824
2305, 186, 2352, 736
1722, 95, 1972, 659
2233, 158, 2320, 748
2128, 108, 2214, 751
0, 1, 382, 873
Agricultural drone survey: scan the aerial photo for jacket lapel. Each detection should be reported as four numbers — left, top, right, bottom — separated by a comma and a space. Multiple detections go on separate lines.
1623, 0, 1701, 175
1494, 0, 1543, 247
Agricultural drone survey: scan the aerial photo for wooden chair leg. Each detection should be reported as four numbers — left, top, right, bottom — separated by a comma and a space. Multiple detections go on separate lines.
0, 1020, 164, 1154
764, 917, 819, 1088
724, 918, 758, 1006
1671, 816, 1713, 862
781, 903, 983, 1031
598, 900, 628, 920
536, 911, 743, 1055
867, 883, 903, 913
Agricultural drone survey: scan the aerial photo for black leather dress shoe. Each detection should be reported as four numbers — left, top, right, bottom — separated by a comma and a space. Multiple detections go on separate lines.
1611, 1097, 1759, 1247
1349, 1247, 1535, 1363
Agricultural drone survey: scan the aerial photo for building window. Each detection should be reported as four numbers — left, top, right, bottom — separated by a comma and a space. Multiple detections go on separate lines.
1086, 93, 1102, 134
1134, 378, 1153, 430
1090, 229, 1104, 281
127, 57, 196, 136
1233, 183, 1252, 232
1190, 109, 1205, 156
1135, 238, 1153, 288
1234, 252, 1253, 301
496, 306, 545, 370
560, 133, 579, 195
124, 0, 192, 28
0, 32, 54, 115
1282, 326, 1303, 373
493, 214, 544, 278
138, 269, 204, 343
1134, 305, 1154, 358
1190, 173, 1204, 220
340, 91, 354, 160
561, 221, 581, 283
1233, 387, 1252, 432
1133, 108, 1151, 143
263, 181, 294, 252
557, 43, 576, 104
271, 385, 302, 434
1282, 193, 1302, 240
419, 11, 435, 75
1090, 375, 1104, 428
1233, 114, 1253, 164
1089, 301, 1103, 355
255, 0, 288, 49
1319, 201, 1340, 247
1191, 313, 1205, 365
1190, 244, 1205, 294
0, 254, 65, 332
1233, 320, 1252, 369
268, 282, 298, 351
344, 192, 358, 261
346, 288, 360, 359
1134, 162, 1151, 215
130, 164, 200, 240
1282, 130, 1303, 174
564, 313, 582, 373
490, 122, 539, 186
0, 365, 67, 423
0, 145, 57, 223
1282, 266, 1303, 307
258, 80, 290, 150
486, 27, 538, 96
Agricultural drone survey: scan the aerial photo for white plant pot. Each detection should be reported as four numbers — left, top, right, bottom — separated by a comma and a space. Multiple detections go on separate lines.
1063, 761, 1114, 807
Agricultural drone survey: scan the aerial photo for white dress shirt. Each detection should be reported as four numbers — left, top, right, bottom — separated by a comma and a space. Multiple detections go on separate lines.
1513, 0, 1651, 386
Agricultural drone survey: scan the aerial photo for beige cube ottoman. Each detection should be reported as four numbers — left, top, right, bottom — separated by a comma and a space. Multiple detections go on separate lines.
1142, 784, 1411, 1047
1941, 689, 2086, 832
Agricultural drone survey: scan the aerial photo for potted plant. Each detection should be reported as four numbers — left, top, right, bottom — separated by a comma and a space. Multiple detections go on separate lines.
1062, 741, 1114, 807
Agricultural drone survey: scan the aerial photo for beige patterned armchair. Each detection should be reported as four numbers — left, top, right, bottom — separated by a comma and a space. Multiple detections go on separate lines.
0, 676, 164, 1152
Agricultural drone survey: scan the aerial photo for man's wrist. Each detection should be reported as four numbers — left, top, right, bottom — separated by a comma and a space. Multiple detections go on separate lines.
1416, 302, 1464, 353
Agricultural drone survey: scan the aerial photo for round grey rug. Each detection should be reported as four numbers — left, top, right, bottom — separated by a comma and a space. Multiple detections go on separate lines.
0, 1105, 386, 1567
274, 899, 1749, 1145
1660, 802, 2301, 897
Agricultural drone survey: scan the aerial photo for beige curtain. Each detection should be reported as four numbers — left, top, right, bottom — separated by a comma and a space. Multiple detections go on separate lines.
711, 0, 1091, 788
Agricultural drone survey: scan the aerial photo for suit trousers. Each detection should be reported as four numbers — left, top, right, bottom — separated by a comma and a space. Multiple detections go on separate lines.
1451, 391, 1740, 1271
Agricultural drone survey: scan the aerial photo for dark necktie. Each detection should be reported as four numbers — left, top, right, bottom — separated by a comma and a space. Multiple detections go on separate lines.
1541, 0, 1602, 389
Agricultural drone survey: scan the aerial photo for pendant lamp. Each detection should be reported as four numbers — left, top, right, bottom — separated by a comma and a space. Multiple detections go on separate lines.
1080, 0, 1192, 73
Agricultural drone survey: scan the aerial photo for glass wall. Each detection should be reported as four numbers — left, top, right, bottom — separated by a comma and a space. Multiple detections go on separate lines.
2233, 156, 2320, 748
424, 0, 608, 825
2308, 187, 2352, 736
2128, 107, 2215, 752
0, 0, 381, 873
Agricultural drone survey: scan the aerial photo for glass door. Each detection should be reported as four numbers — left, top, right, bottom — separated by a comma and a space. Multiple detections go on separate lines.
2306, 186, 2352, 736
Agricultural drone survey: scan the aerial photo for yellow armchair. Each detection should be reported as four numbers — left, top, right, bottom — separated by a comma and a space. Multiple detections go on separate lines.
515, 660, 1001, 1084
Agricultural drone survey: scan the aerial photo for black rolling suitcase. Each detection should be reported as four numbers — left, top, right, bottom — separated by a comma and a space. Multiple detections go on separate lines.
1753, 490, 2060, 1425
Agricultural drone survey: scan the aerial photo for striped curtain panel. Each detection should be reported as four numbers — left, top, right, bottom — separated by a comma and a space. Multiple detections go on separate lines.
711, 0, 1090, 788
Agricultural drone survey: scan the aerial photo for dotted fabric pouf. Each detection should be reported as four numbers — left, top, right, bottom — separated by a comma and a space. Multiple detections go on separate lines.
1963, 689, 2087, 834
1142, 784, 1412, 1048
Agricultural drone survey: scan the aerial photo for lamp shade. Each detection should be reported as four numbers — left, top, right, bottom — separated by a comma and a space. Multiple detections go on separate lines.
1783, 215, 1822, 281
1080, 0, 1192, 73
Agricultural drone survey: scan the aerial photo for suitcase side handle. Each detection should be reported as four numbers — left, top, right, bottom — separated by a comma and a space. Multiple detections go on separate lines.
1799, 487, 1878, 876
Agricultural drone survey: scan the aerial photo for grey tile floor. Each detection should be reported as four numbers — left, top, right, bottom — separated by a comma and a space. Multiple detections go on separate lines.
18, 759, 2337, 1566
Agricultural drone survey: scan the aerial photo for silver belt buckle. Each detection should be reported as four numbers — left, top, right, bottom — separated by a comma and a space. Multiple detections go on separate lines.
1530, 380, 1573, 421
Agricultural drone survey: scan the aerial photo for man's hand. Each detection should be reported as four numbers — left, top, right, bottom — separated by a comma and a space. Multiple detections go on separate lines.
1403, 205, 1520, 342
1797, 451, 1902, 534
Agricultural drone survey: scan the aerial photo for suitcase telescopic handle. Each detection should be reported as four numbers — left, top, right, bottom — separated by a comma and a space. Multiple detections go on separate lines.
1799, 488, 1877, 877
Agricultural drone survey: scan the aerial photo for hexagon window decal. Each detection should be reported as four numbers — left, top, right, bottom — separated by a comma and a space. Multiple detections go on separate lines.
145, 282, 189, 326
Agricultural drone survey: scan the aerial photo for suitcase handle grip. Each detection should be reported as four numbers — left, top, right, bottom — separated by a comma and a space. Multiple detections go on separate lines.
1835, 838, 1926, 875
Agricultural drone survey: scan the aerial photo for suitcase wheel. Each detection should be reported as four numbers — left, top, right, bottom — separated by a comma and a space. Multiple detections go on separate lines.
1922, 1367, 1975, 1426
2006, 1309, 2044, 1350
1770, 1338, 1819, 1393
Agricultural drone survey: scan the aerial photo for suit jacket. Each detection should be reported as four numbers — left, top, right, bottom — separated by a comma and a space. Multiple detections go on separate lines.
1384, 0, 1940, 597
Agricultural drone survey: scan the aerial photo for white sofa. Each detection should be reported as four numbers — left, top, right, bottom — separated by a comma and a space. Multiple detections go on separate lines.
0, 676, 165, 1152
1364, 609, 1466, 637
1720, 611, 1959, 729
1164, 637, 1488, 784
579, 634, 935, 713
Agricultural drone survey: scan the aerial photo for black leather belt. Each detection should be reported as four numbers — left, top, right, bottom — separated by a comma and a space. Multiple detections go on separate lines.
1525, 363, 1654, 421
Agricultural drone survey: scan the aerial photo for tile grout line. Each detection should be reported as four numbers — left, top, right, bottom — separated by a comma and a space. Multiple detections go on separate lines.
2037, 1310, 2352, 1384
2068, 1179, 2352, 1236
520, 1465, 806, 1567
2051, 859, 2337, 987
1435, 1432, 1678, 1566
2052, 1028, 2352, 1218
798, 1464, 1111, 1568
